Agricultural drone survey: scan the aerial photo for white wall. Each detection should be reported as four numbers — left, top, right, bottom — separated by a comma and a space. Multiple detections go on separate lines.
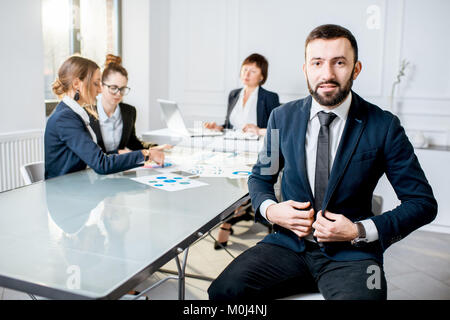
0, 0, 45, 134
163, 0, 450, 146
395, 0, 450, 146
157, 0, 450, 231
121, 0, 151, 136
1, 0, 448, 142
122, 0, 169, 136
148, 0, 170, 131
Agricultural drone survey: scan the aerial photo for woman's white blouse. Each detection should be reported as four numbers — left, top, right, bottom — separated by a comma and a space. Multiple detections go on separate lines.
97, 95, 123, 152
229, 86, 259, 130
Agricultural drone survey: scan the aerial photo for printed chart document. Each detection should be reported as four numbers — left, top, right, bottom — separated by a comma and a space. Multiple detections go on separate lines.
131, 173, 208, 191
179, 164, 252, 179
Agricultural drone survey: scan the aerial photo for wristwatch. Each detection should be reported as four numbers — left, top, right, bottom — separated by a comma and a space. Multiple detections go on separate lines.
351, 221, 367, 247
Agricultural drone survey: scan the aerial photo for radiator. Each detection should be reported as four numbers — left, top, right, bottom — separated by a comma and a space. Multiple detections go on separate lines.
0, 130, 44, 192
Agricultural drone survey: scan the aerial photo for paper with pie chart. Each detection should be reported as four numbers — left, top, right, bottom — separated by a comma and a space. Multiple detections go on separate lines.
131, 173, 208, 191
180, 164, 253, 179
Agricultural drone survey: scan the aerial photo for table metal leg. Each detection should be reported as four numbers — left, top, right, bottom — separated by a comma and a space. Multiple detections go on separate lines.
133, 197, 252, 299
158, 268, 215, 282
132, 275, 179, 300
207, 230, 236, 259
130, 248, 189, 300
175, 248, 189, 300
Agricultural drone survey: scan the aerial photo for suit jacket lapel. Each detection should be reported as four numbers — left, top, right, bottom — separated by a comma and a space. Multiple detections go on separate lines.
297, 96, 314, 201
256, 86, 265, 128
225, 89, 241, 129
89, 110, 106, 152
323, 92, 367, 209
119, 104, 131, 150
229, 89, 240, 113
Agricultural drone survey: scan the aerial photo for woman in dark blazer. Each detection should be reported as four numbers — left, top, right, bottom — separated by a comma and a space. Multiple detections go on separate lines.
45, 56, 164, 180
89, 54, 170, 155
205, 53, 280, 137
222, 86, 280, 135
90, 101, 148, 154
205, 53, 280, 249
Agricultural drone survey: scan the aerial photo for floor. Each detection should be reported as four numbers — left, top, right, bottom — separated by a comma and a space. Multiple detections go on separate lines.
2, 221, 450, 300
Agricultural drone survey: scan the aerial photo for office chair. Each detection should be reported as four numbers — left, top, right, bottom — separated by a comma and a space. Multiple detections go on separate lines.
20, 161, 44, 185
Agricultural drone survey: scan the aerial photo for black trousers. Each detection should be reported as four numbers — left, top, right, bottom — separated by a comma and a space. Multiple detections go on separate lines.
208, 241, 387, 300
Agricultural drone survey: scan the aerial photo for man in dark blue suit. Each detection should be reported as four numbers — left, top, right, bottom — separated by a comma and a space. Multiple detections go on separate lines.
208, 24, 437, 300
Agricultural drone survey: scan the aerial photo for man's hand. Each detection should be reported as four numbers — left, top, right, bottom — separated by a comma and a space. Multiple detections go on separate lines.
266, 200, 314, 238
312, 210, 358, 242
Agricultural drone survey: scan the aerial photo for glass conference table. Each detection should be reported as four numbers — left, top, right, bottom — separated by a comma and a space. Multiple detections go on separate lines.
0, 146, 254, 299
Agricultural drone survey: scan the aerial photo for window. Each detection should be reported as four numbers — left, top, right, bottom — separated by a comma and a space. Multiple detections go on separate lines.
42, 0, 121, 114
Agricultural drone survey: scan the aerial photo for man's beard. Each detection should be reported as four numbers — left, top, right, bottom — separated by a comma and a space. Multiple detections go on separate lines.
307, 68, 354, 107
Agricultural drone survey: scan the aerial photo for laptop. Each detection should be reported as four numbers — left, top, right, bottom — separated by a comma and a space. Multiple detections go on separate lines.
157, 99, 223, 137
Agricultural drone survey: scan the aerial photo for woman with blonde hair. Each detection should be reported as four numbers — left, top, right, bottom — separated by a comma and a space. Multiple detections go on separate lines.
45, 55, 164, 179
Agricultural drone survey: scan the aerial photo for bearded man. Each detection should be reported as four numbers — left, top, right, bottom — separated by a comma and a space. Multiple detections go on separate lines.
208, 24, 437, 300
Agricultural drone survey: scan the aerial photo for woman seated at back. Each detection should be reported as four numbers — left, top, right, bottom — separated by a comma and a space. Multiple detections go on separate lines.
45, 55, 164, 179
89, 54, 170, 155
205, 53, 280, 249
204, 53, 280, 136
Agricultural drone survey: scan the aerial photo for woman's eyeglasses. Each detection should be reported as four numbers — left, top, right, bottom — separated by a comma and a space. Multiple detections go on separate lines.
102, 83, 131, 96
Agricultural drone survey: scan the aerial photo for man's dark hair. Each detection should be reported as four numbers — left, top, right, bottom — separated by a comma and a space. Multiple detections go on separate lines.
305, 24, 358, 63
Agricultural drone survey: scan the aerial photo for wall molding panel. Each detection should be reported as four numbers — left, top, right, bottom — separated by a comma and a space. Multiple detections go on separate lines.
166, 0, 449, 145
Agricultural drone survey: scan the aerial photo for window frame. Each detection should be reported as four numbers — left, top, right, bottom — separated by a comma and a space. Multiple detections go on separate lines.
45, 0, 123, 117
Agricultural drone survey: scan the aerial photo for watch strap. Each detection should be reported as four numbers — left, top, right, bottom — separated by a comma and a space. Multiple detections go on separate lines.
351, 221, 367, 246
355, 221, 366, 238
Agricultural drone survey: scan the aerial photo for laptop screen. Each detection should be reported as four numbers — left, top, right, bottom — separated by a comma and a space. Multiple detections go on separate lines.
157, 99, 190, 135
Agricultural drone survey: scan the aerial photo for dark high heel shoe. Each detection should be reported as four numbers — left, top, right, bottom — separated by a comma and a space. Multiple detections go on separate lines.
240, 211, 253, 221
214, 240, 227, 250
214, 227, 233, 250
227, 210, 253, 225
